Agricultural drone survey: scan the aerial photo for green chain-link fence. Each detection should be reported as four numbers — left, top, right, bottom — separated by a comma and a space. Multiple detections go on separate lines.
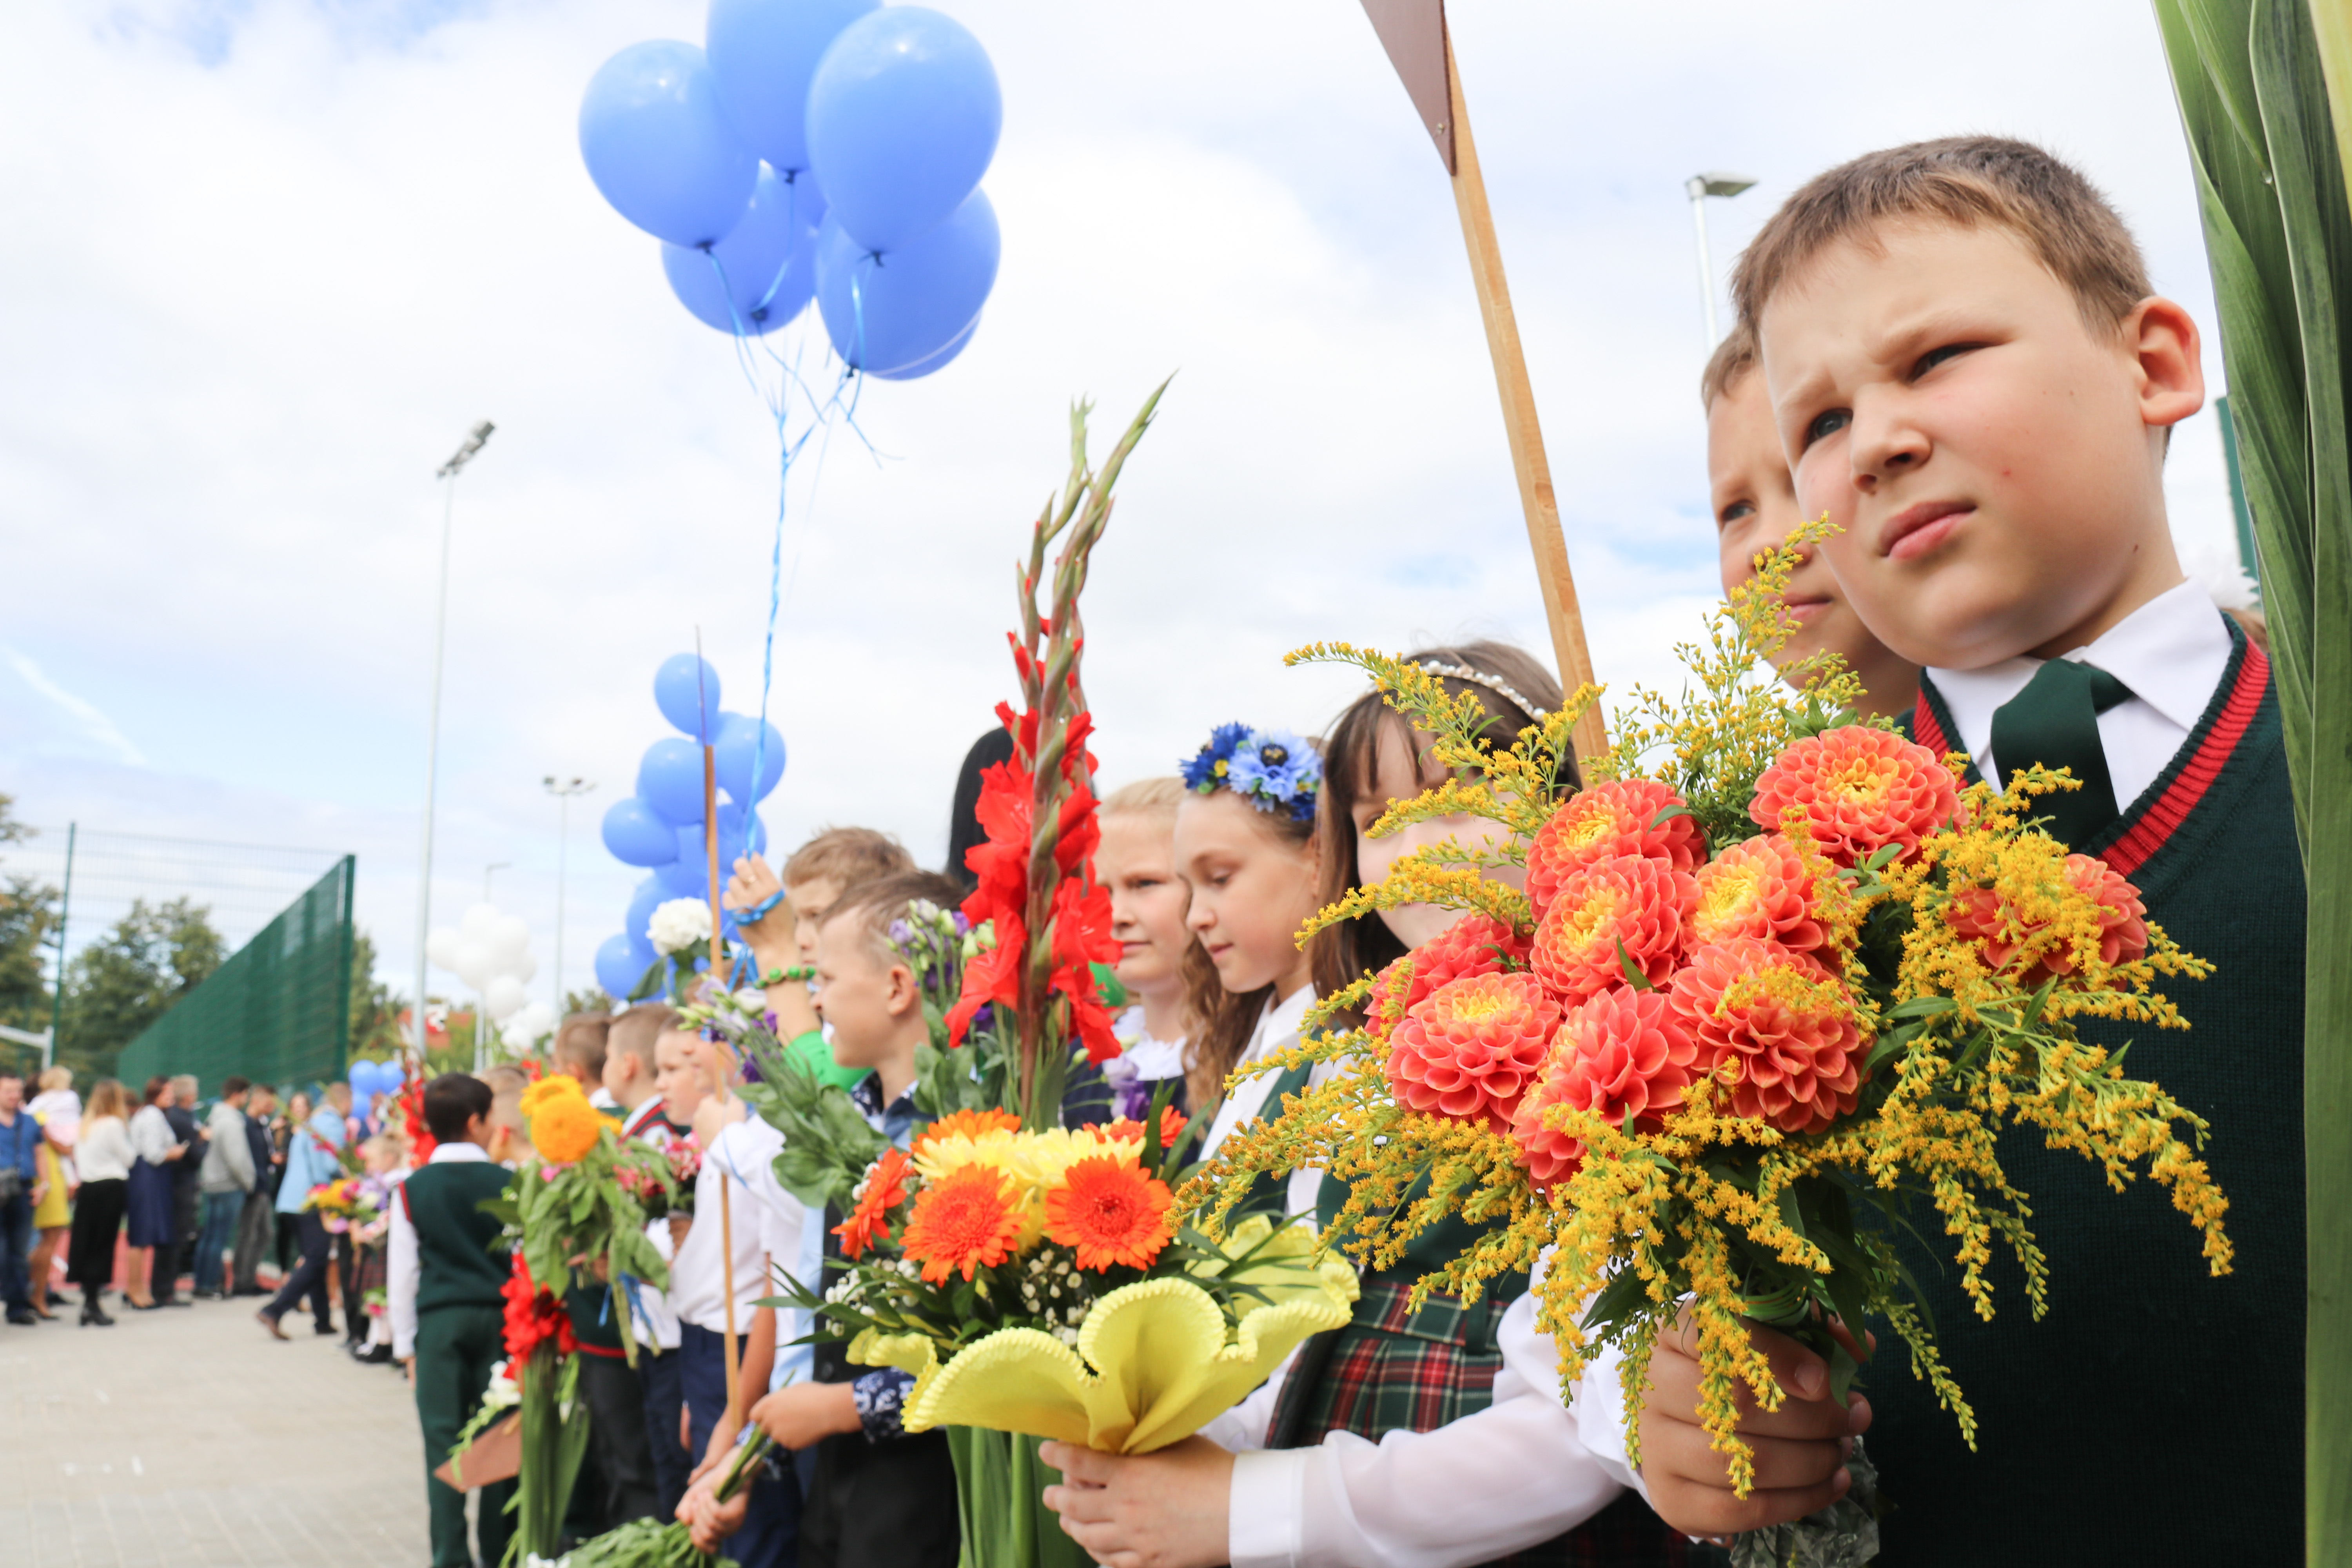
117, 856, 355, 1094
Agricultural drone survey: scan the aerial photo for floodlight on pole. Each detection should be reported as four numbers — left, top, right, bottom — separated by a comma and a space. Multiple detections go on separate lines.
410, 419, 495, 1064
543, 776, 595, 1015
1685, 172, 1758, 350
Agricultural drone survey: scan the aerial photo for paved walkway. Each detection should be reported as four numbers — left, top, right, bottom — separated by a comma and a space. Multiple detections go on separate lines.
0, 1298, 431, 1568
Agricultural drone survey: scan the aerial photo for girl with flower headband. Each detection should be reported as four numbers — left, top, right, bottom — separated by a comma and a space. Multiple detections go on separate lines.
1045, 645, 1684, 1568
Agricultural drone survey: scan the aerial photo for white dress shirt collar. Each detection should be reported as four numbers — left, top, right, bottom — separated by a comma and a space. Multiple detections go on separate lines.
1927, 579, 2234, 804
426, 1141, 490, 1164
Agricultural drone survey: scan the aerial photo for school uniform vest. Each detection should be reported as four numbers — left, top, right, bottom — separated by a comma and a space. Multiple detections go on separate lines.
401, 1161, 514, 1316
1869, 626, 2304, 1563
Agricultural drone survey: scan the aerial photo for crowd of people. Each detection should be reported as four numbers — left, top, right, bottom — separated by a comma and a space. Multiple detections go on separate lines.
2, 134, 2303, 1568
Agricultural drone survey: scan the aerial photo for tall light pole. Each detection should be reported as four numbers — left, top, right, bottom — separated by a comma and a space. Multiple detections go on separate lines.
543, 777, 595, 1017
1685, 172, 1757, 350
410, 419, 494, 1063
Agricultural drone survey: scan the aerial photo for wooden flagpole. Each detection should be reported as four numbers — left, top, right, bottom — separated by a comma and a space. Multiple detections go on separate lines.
1357, 0, 1608, 765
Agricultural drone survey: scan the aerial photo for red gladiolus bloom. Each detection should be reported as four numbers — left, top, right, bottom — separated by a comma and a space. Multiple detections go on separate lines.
834, 1148, 916, 1260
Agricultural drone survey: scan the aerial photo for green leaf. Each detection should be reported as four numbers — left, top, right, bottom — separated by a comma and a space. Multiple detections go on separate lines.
1616, 940, 1657, 993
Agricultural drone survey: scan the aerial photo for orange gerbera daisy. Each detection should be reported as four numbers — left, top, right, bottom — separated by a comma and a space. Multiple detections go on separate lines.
1750, 725, 1960, 869
1524, 780, 1706, 920
1044, 1154, 1174, 1272
833, 1147, 915, 1260
911, 1107, 1024, 1158
900, 1163, 1027, 1283
1104, 1105, 1188, 1150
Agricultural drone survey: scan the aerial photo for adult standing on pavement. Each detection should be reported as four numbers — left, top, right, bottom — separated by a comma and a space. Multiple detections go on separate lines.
68, 1080, 133, 1326
161, 1075, 205, 1305
125, 1076, 186, 1310
230, 1083, 279, 1296
193, 1076, 256, 1299
271, 1092, 307, 1277
257, 1082, 347, 1338
28, 1104, 72, 1319
0, 1071, 42, 1327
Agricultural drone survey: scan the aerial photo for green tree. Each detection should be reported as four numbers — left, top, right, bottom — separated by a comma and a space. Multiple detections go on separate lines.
563, 987, 612, 1019
0, 797, 59, 1045
60, 897, 227, 1081
347, 928, 410, 1060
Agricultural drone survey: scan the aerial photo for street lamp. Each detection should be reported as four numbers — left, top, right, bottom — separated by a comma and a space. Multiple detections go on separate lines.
410, 420, 495, 1062
543, 776, 596, 1016
1685, 172, 1758, 350
477, 861, 512, 1071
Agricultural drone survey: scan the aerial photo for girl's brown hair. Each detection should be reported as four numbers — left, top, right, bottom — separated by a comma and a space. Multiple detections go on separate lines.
1307, 641, 1573, 1028
1178, 779, 1321, 1114
142, 1075, 171, 1107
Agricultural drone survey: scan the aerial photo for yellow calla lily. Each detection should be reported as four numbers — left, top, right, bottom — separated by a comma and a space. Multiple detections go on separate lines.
850, 1219, 1359, 1455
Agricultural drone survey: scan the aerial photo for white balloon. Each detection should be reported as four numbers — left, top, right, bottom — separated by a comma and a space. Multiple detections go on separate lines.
505, 953, 539, 987
454, 942, 498, 992
490, 915, 532, 962
426, 928, 461, 971
484, 975, 527, 1021
459, 903, 501, 942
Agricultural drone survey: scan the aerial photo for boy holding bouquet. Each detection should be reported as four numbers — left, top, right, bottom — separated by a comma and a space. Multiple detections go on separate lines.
390, 1073, 519, 1568
1621, 136, 2304, 1564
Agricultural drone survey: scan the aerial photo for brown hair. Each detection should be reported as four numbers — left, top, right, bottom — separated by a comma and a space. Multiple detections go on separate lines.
1732, 136, 2152, 338
1700, 321, 1759, 411
553, 1013, 611, 1082
1307, 642, 1569, 1030
607, 1002, 677, 1073
784, 827, 914, 893
1178, 768, 1323, 1113
142, 1075, 170, 1107
86, 1079, 129, 1123
822, 869, 966, 968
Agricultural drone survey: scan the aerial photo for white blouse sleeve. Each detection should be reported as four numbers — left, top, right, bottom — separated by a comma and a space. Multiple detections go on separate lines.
1225, 1301, 1626, 1568
130, 1107, 175, 1163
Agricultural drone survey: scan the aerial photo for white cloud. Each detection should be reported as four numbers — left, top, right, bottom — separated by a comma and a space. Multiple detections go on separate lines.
2, 646, 148, 766
0, 0, 2252, 997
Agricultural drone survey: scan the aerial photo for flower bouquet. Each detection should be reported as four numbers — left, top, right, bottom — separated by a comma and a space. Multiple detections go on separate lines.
563, 1432, 779, 1568
1197, 532, 2231, 1566
302, 1176, 379, 1235
436, 1356, 524, 1492
500, 1253, 590, 1566
619, 1134, 701, 1223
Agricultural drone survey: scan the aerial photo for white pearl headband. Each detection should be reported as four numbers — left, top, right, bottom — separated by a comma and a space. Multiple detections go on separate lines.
1417, 661, 1550, 722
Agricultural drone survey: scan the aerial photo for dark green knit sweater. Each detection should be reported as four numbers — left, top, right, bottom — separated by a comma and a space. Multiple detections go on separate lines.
1871, 625, 2304, 1563
403, 1159, 514, 1316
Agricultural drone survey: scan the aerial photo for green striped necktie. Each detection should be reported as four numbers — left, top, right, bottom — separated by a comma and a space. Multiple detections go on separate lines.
1989, 657, 2132, 850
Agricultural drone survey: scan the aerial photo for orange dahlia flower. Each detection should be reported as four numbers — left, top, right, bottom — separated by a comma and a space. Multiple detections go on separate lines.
1530, 853, 1696, 1005
1670, 937, 1864, 1135
1044, 1154, 1175, 1271
900, 1163, 1028, 1284
1688, 833, 1827, 952
1509, 986, 1700, 1185
911, 1107, 1024, 1159
1366, 914, 1531, 1040
1524, 780, 1706, 920
1749, 726, 1960, 869
1947, 853, 2150, 987
528, 1091, 603, 1165
1385, 972, 1561, 1129
833, 1147, 915, 1260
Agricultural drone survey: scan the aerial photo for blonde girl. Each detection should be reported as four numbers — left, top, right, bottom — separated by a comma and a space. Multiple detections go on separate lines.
1093, 778, 1193, 1114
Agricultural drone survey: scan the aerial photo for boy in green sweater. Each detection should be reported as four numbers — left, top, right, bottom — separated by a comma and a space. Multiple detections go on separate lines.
392, 1073, 520, 1568
1622, 136, 2305, 1564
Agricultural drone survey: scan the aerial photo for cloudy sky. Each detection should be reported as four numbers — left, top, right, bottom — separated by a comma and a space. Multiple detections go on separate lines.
0, 0, 2249, 1009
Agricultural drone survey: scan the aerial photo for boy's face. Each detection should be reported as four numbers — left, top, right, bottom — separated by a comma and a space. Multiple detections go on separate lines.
812, 914, 914, 1070
1094, 813, 1190, 1001
1762, 220, 2200, 670
654, 1030, 710, 1123
787, 877, 844, 963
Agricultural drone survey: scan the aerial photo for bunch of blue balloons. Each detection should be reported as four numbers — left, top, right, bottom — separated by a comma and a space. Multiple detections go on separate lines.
593, 655, 786, 999
347, 1056, 403, 1108
580, 0, 1003, 380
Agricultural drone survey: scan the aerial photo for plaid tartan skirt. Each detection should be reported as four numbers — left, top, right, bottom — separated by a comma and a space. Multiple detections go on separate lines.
1270, 1278, 1690, 1567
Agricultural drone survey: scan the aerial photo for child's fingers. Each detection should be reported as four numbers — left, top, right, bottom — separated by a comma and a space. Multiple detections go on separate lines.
1040, 1481, 1115, 1524
1040, 1442, 1119, 1487
1654, 1467, 1854, 1540
1644, 1332, 1860, 1438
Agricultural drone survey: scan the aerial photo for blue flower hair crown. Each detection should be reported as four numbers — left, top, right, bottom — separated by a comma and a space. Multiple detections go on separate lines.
1181, 722, 1321, 822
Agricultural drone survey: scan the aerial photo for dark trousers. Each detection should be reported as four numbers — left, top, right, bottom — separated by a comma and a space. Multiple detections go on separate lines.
415, 1303, 517, 1568
161, 1176, 199, 1298
579, 1350, 661, 1528
194, 1190, 243, 1292
230, 1191, 274, 1292
274, 1212, 302, 1273
0, 1191, 30, 1311
639, 1345, 692, 1522
68, 1178, 126, 1293
798, 1425, 958, 1568
263, 1210, 334, 1330
681, 1323, 799, 1566
338, 1234, 364, 1340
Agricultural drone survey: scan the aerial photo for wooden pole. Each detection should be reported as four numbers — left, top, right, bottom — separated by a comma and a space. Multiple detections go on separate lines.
1439, 40, 1608, 766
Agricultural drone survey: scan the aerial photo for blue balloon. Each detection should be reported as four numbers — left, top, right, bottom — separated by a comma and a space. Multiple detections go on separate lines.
639, 737, 709, 827
806, 8, 1000, 252
626, 876, 666, 946
707, 0, 878, 174
658, 846, 710, 898
580, 40, 760, 249
871, 314, 976, 382
814, 190, 998, 377
662, 167, 822, 336
603, 797, 682, 867
654, 653, 722, 739
711, 800, 769, 862
714, 711, 787, 802
595, 933, 650, 998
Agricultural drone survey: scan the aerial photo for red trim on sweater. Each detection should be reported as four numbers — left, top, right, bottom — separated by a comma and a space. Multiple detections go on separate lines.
574, 1340, 627, 1359
2099, 643, 2270, 877
1912, 693, 1955, 760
